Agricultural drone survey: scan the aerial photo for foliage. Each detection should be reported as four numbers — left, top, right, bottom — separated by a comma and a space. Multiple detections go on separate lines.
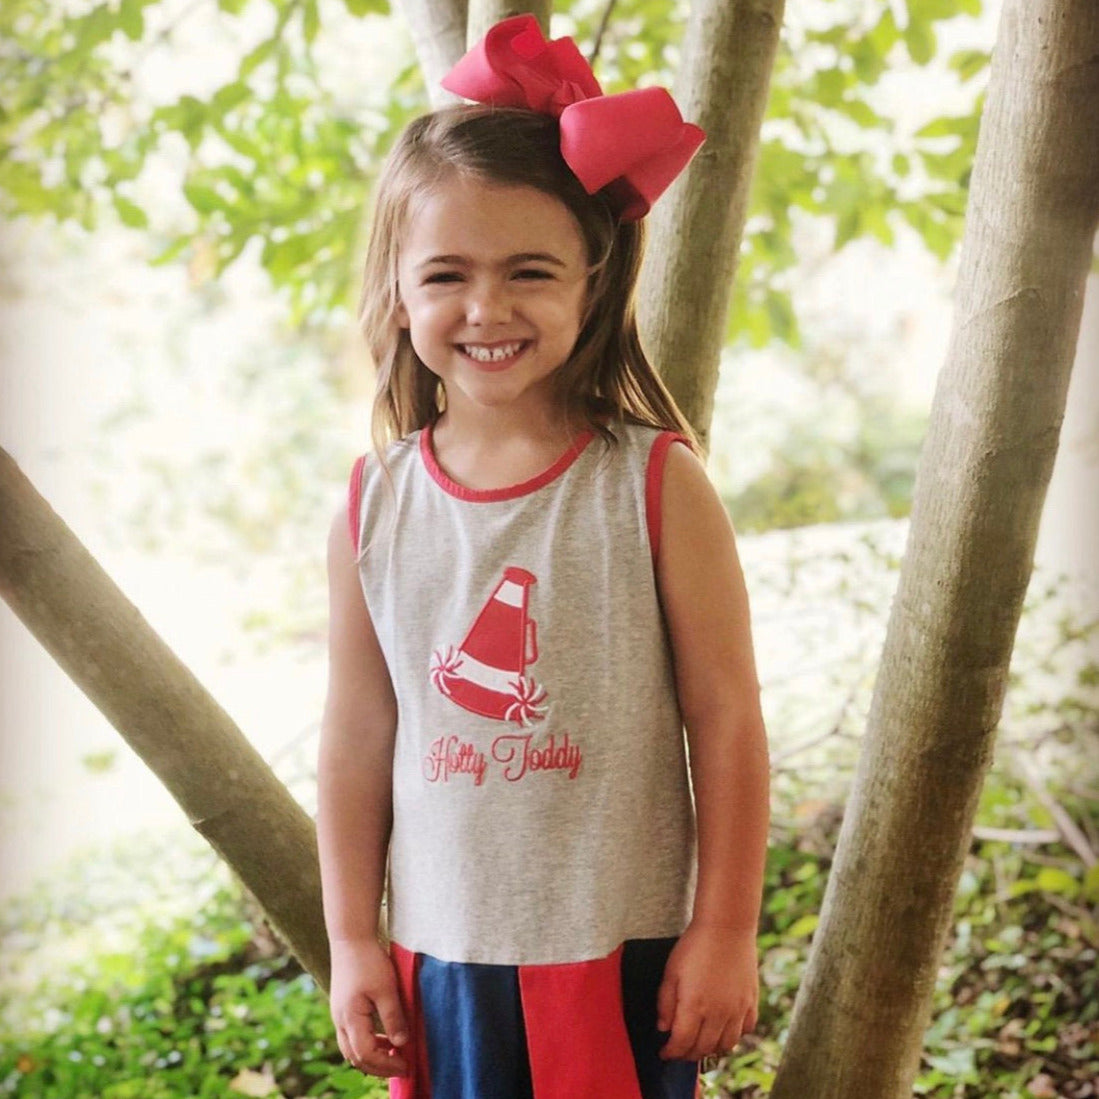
0, 850, 385, 1099
700, 788, 1099, 1098
3, 770, 1094, 1098
721, 400, 925, 531
699, 545, 1099, 1097
1, 0, 992, 340
0, 0, 410, 327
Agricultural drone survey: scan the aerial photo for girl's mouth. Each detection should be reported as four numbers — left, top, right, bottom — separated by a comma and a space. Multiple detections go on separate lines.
457, 340, 531, 369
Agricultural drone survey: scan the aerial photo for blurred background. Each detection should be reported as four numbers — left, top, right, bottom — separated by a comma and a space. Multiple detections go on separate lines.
1, 1, 1097, 1096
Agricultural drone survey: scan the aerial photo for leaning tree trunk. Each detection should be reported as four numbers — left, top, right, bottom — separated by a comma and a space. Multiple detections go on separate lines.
637, 0, 785, 453
0, 449, 331, 991
770, 2, 1099, 1096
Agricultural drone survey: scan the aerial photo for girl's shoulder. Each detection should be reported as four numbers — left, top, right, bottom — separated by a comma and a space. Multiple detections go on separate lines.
355, 430, 422, 471
605, 418, 694, 487
346, 431, 424, 552
605, 418, 689, 459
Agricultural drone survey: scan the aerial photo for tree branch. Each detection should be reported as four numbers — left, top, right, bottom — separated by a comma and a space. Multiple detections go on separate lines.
395, 0, 468, 108
0, 447, 332, 989
588, 0, 618, 66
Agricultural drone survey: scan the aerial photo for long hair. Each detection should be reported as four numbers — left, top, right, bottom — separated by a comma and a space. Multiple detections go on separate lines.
357, 104, 699, 460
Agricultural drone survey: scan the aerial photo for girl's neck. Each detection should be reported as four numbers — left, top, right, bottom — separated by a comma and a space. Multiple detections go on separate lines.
429, 403, 591, 493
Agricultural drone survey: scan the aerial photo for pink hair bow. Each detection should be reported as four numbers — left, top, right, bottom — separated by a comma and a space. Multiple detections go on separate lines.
440, 14, 706, 221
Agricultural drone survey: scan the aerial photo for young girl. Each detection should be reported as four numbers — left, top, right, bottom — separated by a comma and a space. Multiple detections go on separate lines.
317, 16, 770, 1099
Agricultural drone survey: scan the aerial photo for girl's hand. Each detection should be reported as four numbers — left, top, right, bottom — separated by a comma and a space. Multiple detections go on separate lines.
329, 938, 410, 1078
655, 922, 760, 1061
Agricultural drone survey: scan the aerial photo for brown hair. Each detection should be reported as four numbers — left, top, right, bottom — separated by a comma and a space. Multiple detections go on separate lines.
357, 104, 698, 459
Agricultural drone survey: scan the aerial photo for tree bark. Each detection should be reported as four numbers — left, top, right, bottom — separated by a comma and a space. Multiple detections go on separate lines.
770, 2, 1099, 1096
465, 0, 551, 47
0, 448, 331, 991
396, 0, 468, 108
637, 0, 785, 453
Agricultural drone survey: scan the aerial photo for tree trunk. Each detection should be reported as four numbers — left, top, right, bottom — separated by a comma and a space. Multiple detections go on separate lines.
637, 0, 785, 453
396, 0, 468, 108
0, 448, 332, 991
465, 0, 551, 46
770, 2, 1099, 1096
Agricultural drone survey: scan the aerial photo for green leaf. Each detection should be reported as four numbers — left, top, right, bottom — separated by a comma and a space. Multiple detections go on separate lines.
862, 203, 895, 246
1034, 867, 1080, 899
904, 19, 937, 65
850, 37, 887, 84
218, 0, 251, 11
302, 0, 319, 43
183, 180, 227, 214
815, 68, 848, 107
240, 38, 276, 78
765, 289, 799, 347
1083, 862, 1099, 904
212, 81, 251, 115
914, 115, 968, 139
908, 0, 966, 20
72, 5, 117, 55
834, 206, 861, 250
868, 8, 900, 55
924, 1047, 976, 1079
837, 97, 884, 128
342, 0, 389, 13
155, 95, 207, 149
119, 0, 144, 40
947, 47, 990, 83
787, 913, 819, 938
0, 160, 53, 214
112, 194, 148, 228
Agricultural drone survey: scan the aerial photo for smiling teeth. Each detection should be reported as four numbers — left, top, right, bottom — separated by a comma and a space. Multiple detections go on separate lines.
463, 342, 523, 362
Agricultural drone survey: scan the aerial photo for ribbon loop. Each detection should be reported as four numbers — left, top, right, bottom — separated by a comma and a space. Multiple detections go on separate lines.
440, 15, 705, 220
441, 15, 601, 115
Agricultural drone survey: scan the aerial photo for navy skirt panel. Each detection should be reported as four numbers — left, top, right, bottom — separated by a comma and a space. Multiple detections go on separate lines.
389, 938, 700, 1099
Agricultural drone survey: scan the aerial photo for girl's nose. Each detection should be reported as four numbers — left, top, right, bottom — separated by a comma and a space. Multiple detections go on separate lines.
465, 281, 512, 325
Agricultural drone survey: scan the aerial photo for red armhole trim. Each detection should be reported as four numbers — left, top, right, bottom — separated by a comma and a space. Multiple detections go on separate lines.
645, 431, 691, 568
347, 454, 366, 553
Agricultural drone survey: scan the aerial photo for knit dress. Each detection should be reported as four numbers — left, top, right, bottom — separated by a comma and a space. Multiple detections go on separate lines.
348, 421, 700, 1099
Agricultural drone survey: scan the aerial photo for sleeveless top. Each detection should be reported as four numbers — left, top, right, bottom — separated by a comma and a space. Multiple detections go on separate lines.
349, 421, 697, 966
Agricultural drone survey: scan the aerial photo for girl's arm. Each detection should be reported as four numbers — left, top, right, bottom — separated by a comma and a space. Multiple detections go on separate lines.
653, 442, 771, 1062
317, 505, 409, 1078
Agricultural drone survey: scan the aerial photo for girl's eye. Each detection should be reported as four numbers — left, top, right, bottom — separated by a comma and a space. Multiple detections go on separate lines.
513, 269, 553, 281
423, 272, 462, 284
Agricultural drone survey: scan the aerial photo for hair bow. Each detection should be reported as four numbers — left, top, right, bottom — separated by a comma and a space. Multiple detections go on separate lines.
440, 14, 706, 221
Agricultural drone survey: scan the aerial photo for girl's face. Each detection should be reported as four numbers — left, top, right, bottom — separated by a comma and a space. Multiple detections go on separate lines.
395, 175, 589, 424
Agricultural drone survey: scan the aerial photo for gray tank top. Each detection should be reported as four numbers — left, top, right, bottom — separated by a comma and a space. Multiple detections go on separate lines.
350, 421, 697, 965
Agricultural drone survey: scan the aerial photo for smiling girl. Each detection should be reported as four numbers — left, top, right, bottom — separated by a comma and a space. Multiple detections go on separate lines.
315, 16, 770, 1099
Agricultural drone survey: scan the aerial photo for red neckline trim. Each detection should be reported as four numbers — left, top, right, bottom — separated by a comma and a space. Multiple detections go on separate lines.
420, 422, 596, 502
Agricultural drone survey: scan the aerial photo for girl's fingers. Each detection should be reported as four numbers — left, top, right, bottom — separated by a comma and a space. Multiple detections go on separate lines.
372, 985, 410, 1048
342, 1007, 374, 1065
336, 1025, 354, 1065
339, 1012, 410, 1078
661, 1004, 703, 1061
655, 971, 677, 1034
690, 1015, 726, 1060
717, 1013, 745, 1055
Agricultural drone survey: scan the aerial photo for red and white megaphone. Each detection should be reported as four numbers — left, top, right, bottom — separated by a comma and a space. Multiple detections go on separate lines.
431, 566, 548, 725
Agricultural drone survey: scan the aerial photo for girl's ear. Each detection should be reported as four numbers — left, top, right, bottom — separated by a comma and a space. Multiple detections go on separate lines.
395, 295, 409, 329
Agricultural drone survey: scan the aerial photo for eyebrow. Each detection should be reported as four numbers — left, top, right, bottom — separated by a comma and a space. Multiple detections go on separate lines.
414, 252, 568, 271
